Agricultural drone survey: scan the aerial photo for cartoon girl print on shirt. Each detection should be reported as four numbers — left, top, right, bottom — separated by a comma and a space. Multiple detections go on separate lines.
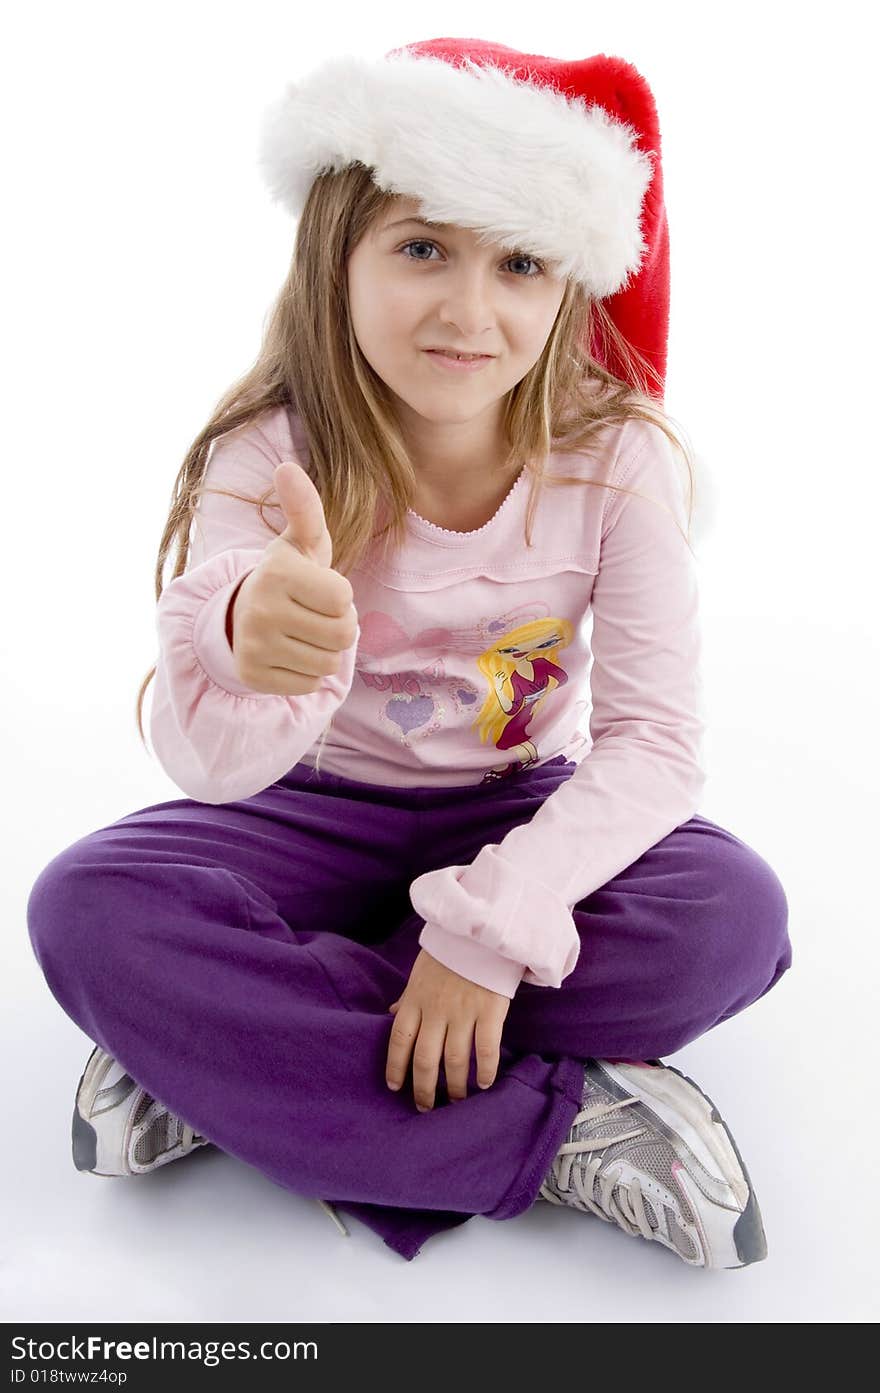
473, 616, 574, 783
351, 606, 574, 777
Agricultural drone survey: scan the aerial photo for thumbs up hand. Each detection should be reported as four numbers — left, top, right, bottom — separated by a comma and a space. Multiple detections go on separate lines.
226, 461, 359, 696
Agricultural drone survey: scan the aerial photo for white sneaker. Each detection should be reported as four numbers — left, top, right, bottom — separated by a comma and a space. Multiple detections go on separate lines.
538, 1058, 767, 1269
72, 1044, 211, 1177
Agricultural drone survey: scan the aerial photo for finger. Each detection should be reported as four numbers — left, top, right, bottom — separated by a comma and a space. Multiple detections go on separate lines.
386, 1005, 420, 1091
412, 1017, 448, 1112
274, 460, 333, 566
473, 1014, 503, 1090
444, 1023, 475, 1102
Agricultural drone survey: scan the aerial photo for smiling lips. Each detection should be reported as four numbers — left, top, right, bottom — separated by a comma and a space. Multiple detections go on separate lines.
423, 349, 494, 372
427, 348, 492, 359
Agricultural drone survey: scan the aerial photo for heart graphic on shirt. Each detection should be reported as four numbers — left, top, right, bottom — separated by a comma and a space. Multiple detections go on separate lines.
387, 694, 435, 734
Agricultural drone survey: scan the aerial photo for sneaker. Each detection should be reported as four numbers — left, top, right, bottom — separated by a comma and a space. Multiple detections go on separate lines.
538, 1058, 767, 1269
72, 1044, 211, 1177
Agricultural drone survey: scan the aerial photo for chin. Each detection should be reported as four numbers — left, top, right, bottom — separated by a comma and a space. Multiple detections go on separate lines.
418, 397, 496, 423
389, 383, 482, 418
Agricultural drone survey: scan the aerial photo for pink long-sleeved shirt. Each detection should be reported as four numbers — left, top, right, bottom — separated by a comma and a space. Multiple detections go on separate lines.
150, 404, 706, 997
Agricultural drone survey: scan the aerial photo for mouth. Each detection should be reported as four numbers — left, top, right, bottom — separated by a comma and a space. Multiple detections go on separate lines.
424, 348, 494, 360
426, 348, 495, 359
423, 349, 494, 373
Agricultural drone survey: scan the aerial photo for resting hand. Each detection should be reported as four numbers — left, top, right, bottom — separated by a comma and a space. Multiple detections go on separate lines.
385, 948, 511, 1111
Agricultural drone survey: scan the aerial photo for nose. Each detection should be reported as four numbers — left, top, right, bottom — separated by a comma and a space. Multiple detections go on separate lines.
436, 263, 497, 341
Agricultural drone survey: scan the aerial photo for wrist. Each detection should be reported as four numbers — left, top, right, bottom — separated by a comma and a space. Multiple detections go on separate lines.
225, 577, 247, 650
418, 922, 526, 998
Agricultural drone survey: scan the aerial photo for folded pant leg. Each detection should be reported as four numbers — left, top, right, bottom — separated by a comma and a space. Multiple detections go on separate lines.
25, 766, 583, 1261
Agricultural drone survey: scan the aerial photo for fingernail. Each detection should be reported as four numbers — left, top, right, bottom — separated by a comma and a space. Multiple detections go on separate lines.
387, 1082, 400, 1091
416, 1104, 428, 1113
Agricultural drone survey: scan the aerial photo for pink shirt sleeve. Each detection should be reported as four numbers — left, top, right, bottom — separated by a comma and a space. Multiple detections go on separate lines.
148, 413, 360, 803
411, 423, 707, 997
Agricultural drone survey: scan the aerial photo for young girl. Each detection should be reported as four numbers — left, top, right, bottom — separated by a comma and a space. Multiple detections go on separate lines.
26, 37, 792, 1269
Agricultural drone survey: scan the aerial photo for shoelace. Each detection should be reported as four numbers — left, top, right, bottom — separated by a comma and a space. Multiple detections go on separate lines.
539, 1095, 661, 1242
316, 1200, 350, 1237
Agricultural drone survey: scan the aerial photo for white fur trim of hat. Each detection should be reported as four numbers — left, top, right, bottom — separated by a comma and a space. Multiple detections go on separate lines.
256, 48, 655, 300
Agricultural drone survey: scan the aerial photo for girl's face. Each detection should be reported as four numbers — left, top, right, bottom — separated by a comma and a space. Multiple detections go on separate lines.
346, 196, 567, 434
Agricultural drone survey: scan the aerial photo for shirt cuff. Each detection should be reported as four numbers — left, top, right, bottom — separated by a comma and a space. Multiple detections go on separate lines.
191, 566, 261, 696
410, 848, 582, 990
418, 921, 526, 998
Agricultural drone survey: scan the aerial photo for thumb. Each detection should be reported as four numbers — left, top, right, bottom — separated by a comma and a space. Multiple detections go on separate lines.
274, 460, 333, 568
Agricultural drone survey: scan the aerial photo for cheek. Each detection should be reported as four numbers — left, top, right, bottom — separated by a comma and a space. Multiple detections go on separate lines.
355, 283, 419, 354
534, 295, 564, 340
514, 303, 562, 366
380, 282, 423, 332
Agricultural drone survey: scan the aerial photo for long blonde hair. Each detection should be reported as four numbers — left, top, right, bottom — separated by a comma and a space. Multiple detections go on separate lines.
135, 161, 697, 776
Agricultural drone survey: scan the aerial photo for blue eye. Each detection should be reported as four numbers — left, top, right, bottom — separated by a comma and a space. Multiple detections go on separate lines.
400, 240, 544, 277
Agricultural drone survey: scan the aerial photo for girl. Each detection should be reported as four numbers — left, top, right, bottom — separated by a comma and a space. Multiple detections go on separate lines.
26, 38, 791, 1269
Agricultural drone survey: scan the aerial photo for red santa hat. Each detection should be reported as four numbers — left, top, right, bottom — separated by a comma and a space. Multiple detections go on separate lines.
257, 37, 670, 400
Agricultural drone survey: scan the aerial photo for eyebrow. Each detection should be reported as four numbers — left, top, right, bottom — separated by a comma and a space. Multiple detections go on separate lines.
382, 217, 456, 233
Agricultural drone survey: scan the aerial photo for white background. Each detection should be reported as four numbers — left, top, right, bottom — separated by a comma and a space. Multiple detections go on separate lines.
4, 0, 877, 1324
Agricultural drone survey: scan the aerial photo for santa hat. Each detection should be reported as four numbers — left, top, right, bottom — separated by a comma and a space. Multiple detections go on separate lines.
257, 38, 670, 399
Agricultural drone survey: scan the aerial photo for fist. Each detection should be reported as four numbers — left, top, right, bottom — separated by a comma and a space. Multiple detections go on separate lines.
228, 460, 358, 696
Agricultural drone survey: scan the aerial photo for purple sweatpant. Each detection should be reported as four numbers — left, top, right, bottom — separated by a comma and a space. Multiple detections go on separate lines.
26, 755, 791, 1260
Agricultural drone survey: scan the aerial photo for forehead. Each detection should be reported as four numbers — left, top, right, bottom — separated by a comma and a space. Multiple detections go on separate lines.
370, 197, 563, 276
376, 195, 484, 237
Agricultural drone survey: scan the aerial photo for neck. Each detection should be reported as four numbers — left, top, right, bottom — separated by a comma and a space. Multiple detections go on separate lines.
397, 404, 516, 499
